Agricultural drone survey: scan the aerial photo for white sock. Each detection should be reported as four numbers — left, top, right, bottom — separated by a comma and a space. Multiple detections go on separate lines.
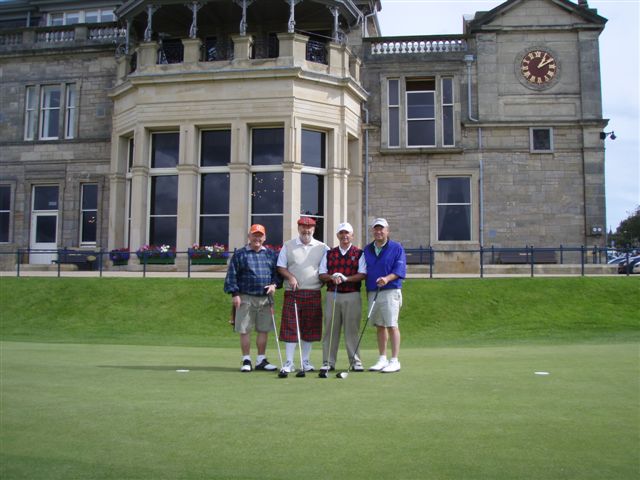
379, 355, 388, 361
285, 342, 297, 363
242, 355, 251, 362
302, 341, 312, 362
390, 357, 398, 363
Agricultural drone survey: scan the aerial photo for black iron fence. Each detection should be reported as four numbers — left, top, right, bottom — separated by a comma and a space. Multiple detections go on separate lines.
2, 246, 638, 278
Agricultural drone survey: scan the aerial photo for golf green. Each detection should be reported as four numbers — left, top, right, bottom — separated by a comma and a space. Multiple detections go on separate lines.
1, 341, 637, 479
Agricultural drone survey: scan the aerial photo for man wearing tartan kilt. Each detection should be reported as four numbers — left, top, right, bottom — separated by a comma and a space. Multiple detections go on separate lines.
276, 216, 329, 373
318, 222, 367, 372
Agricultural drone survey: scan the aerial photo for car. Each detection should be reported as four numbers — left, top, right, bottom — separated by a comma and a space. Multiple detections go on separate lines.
618, 255, 640, 274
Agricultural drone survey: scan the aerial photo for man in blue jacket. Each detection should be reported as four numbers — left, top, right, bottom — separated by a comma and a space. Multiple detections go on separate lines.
363, 218, 406, 373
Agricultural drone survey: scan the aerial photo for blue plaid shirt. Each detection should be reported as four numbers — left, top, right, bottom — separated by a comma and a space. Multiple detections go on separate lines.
224, 246, 279, 296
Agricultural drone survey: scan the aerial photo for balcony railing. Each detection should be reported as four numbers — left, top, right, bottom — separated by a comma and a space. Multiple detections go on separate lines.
369, 36, 468, 55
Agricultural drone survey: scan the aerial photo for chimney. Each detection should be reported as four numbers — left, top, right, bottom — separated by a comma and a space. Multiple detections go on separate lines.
578, 0, 589, 7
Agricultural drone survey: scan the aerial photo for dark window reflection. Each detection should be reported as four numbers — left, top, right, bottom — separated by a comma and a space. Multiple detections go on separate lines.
151, 176, 178, 215
33, 186, 59, 210
35, 215, 56, 242
252, 128, 284, 166
438, 177, 470, 204
251, 172, 283, 214
302, 130, 325, 168
150, 217, 177, 246
152, 133, 179, 168
201, 130, 231, 167
201, 174, 229, 214
251, 215, 282, 247
200, 216, 229, 246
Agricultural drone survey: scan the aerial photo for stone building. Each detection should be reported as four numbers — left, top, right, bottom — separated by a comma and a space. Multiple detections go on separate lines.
0, 0, 608, 270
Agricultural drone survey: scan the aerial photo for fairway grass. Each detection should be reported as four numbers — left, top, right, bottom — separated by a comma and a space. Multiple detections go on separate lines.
1, 341, 638, 479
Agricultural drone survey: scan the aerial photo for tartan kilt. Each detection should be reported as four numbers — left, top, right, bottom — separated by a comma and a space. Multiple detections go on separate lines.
279, 290, 323, 342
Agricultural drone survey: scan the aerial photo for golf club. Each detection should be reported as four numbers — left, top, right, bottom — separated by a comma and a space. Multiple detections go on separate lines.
293, 294, 306, 378
267, 293, 287, 379
319, 287, 338, 378
337, 287, 380, 379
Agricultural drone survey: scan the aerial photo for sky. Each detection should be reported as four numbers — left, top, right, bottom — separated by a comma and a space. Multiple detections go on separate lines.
376, 0, 640, 233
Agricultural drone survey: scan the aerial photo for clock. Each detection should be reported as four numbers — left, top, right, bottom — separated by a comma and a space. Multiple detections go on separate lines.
520, 49, 558, 86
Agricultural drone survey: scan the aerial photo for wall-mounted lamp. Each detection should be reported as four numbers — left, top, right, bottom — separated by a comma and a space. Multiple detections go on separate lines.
599, 131, 616, 140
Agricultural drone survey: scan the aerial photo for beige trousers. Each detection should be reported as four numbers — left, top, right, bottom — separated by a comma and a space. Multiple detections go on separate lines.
322, 291, 362, 368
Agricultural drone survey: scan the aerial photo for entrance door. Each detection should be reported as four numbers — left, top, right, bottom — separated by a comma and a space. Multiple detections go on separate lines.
29, 186, 59, 264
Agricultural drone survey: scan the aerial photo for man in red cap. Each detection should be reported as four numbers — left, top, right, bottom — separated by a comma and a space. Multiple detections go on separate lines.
276, 216, 328, 373
224, 224, 280, 372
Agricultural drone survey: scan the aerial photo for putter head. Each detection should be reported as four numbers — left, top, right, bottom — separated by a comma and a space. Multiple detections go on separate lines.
278, 369, 288, 378
336, 371, 348, 379
295, 370, 306, 378
318, 369, 328, 378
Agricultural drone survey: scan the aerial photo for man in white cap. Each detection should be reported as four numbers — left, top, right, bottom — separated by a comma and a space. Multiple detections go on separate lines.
318, 222, 367, 372
363, 218, 406, 373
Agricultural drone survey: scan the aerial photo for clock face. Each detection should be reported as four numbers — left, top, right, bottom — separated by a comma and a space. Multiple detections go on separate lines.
520, 50, 558, 86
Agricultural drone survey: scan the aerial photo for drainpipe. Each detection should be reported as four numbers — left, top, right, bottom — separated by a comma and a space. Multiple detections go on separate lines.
465, 54, 484, 245
362, 11, 378, 38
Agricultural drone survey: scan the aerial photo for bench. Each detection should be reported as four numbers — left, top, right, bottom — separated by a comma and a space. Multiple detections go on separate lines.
496, 250, 557, 264
405, 249, 433, 265
52, 250, 98, 271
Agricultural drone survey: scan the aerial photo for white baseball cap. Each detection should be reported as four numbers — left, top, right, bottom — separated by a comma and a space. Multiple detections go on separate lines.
336, 222, 354, 234
371, 218, 389, 228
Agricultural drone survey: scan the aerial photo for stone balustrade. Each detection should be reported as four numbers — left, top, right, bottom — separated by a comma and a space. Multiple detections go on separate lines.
369, 36, 468, 55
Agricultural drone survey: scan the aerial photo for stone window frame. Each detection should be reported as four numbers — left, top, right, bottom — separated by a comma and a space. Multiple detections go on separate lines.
25, 83, 78, 142
530, 127, 554, 153
428, 168, 479, 246
381, 74, 460, 151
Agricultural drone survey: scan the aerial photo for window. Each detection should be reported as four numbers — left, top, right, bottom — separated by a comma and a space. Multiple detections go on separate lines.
24, 86, 37, 140
388, 79, 400, 147
65, 84, 77, 139
126, 138, 134, 248
80, 184, 98, 244
149, 133, 179, 246
48, 9, 114, 25
200, 130, 231, 246
40, 85, 61, 140
0, 186, 10, 243
437, 177, 471, 241
251, 127, 284, 246
301, 129, 326, 241
530, 128, 553, 152
407, 78, 435, 147
385, 76, 457, 149
442, 78, 454, 146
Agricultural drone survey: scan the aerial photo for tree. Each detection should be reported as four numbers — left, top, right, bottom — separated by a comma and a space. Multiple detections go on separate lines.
610, 206, 640, 247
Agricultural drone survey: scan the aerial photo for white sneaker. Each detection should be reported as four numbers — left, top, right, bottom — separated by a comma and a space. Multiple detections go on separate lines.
351, 362, 364, 372
282, 360, 296, 373
240, 359, 252, 372
303, 360, 315, 372
369, 357, 389, 372
381, 359, 401, 373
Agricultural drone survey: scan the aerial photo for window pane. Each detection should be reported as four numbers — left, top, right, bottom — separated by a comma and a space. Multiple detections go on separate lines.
149, 217, 176, 247
407, 120, 435, 146
25, 86, 37, 140
41, 86, 61, 139
443, 106, 454, 146
199, 216, 229, 247
0, 186, 10, 210
407, 78, 435, 91
388, 79, 399, 105
49, 13, 63, 26
438, 177, 470, 204
81, 211, 97, 242
101, 10, 114, 22
532, 129, 551, 151
252, 128, 284, 166
389, 106, 399, 147
150, 176, 178, 215
128, 138, 134, 171
85, 11, 99, 23
250, 215, 283, 247
438, 205, 471, 241
252, 172, 283, 214
36, 216, 57, 242
302, 130, 325, 168
0, 213, 8, 242
151, 133, 179, 168
65, 84, 77, 139
82, 184, 98, 209
407, 92, 434, 119
34, 186, 58, 210
442, 78, 453, 104
201, 173, 229, 214
65, 12, 80, 24
301, 174, 323, 217
201, 130, 231, 167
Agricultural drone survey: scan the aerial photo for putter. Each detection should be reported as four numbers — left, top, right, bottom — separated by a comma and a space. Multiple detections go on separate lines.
293, 294, 306, 378
267, 293, 287, 379
319, 288, 338, 378
337, 287, 380, 379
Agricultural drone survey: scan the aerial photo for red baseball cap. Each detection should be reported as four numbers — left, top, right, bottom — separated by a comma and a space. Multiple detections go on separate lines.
249, 224, 266, 235
297, 217, 316, 226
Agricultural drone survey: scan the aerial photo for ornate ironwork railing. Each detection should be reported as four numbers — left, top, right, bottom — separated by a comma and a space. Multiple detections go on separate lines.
306, 38, 327, 64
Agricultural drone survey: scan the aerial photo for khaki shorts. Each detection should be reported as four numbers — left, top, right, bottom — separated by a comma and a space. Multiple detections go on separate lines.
367, 289, 402, 328
234, 294, 274, 334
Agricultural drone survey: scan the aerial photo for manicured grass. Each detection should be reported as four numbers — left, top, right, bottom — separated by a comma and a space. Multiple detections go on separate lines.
1, 277, 638, 347
1, 277, 638, 479
1, 341, 638, 479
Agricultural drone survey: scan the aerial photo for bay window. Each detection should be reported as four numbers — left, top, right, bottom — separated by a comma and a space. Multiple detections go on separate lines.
149, 133, 179, 247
